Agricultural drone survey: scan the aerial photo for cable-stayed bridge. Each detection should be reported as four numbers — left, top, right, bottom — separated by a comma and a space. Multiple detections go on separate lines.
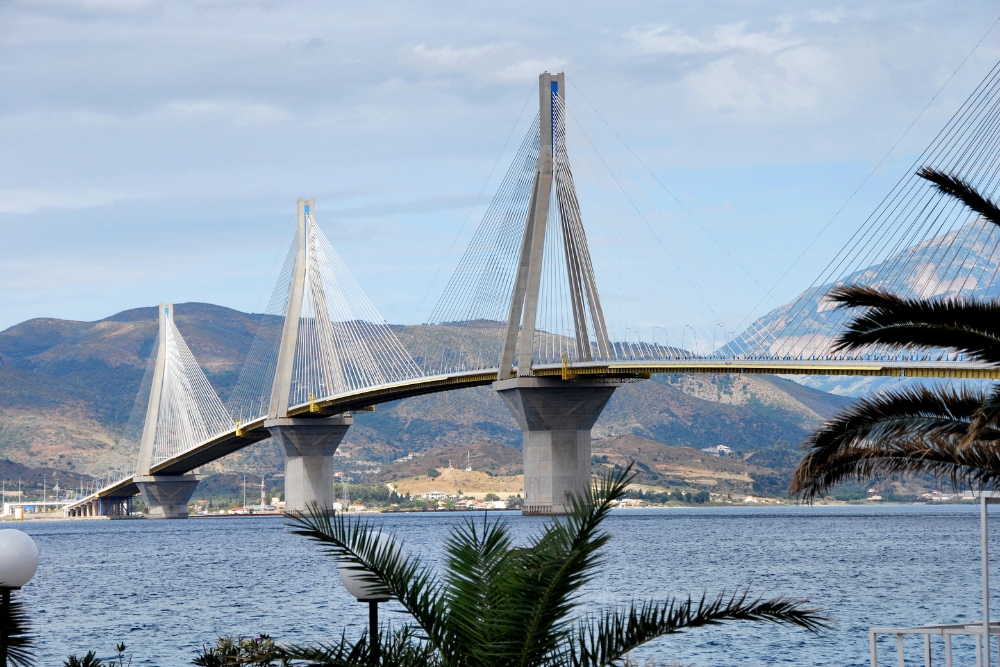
66, 65, 1000, 518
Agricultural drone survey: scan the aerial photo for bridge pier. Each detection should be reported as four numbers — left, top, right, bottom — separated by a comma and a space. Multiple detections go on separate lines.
495, 377, 617, 515
265, 415, 353, 512
136, 475, 201, 519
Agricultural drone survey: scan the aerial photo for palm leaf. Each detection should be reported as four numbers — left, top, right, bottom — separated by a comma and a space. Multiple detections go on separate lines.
825, 285, 1000, 363
279, 625, 436, 667
917, 167, 1000, 229
503, 466, 636, 667
570, 590, 832, 667
285, 507, 450, 653
1, 596, 34, 667
440, 515, 518, 665
965, 383, 1000, 446
789, 385, 1000, 499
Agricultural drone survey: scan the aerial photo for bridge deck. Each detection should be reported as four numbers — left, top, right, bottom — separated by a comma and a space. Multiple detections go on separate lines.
65, 358, 998, 512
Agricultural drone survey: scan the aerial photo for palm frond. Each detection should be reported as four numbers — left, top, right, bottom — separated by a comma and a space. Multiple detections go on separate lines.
284, 507, 449, 652
790, 385, 1000, 500
506, 465, 636, 667
1, 596, 34, 667
440, 514, 518, 663
825, 285, 1000, 363
918, 167, 1000, 229
967, 384, 1000, 446
279, 625, 436, 667
570, 590, 832, 667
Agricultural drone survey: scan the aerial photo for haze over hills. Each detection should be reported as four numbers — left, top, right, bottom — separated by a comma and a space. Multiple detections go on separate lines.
0, 303, 852, 489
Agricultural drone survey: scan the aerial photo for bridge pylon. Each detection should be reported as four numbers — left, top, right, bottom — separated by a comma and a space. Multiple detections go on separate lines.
494, 73, 619, 515
263, 198, 354, 512
135, 303, 203, 518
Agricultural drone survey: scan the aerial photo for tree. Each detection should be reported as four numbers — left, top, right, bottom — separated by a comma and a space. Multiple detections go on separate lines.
789, 385, 1000, 499
277, 465, 829, 666
791, 167, 1000, 499
427, 469, 441, 479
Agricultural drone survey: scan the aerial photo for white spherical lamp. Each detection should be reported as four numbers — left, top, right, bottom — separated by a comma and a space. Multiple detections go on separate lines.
339, 532, 397, 602
0, 530, 37, 589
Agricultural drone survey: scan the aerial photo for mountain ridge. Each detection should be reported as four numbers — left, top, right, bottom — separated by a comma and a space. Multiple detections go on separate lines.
0, 303, 849, 481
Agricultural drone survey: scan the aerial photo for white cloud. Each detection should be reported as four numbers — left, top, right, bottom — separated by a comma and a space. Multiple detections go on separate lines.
680, 44, 829, 116
626, 22, 801, 56
411, 42, 513, 69
410, 42, 568, 82
0, 188, 131, 214
159, 100, 292, 127
496, 57, 569, 82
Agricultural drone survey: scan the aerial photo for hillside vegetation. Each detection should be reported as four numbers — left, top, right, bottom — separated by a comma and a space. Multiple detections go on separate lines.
0, 303, 854, 497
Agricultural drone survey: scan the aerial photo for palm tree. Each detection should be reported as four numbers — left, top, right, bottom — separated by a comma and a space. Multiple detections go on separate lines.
789, 385, 1000, 499
0, 595, 32, 667
790, 167, 1000, 499
261, 466, 829, 667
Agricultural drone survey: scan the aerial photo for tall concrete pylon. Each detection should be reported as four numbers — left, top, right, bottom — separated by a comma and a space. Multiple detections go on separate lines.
498, 72, 611, 377
264, 199, 352, 512
494, 73, 618, 515
135, 303, 202, 519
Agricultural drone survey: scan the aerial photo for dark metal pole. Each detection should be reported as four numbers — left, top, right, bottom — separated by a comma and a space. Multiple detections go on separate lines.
2, 587, 10, 667
368, 600, 379, 666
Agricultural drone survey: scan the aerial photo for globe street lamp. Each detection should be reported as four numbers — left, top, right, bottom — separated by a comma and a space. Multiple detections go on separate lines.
339, 533, 398, 666
0, 530, 38, 667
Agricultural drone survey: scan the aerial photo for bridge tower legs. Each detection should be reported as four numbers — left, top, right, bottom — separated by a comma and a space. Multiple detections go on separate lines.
265, 199, 352, 512
495, 73, 617, 514
134, 303, 201, 519
496, 378, 616, 514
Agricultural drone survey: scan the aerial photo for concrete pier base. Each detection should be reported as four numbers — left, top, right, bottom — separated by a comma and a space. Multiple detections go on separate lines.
265, 415, 353, 512
135, 475, 201, 519
494, 377, 617, 515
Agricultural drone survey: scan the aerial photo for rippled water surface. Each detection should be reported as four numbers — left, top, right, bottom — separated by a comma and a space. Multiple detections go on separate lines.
18, 504, 999, 665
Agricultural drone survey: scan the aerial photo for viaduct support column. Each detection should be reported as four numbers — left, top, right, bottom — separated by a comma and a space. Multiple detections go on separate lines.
495, 377, 617, 515
136, 476, 201, 518
265, 415, 353, 512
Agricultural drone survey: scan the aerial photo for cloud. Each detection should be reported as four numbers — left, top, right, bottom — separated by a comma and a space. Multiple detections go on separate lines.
680, 45, 829, 116
0, 188, 132, 214
159, 100, 293, 127
625, 22, 800, 56
326, 193, 476, 220
410, 42, 568, 82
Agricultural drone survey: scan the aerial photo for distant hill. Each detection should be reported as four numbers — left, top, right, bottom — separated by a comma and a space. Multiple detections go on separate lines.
733, 219, 1000, 397
0, 303, 257, 475
0, 304, 853, 488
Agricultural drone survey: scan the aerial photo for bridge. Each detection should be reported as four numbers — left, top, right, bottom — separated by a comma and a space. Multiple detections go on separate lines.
66, 64, 1000, 518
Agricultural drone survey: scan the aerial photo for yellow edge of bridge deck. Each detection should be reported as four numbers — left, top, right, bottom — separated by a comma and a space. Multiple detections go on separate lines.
533, 359, 1000, 379
68, 357, 1000, 510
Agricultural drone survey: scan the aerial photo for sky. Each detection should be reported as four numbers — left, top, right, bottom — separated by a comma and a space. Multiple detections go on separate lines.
2, 0, 1000, 331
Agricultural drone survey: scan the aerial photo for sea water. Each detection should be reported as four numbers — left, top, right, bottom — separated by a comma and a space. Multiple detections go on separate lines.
17, 504, 996, 666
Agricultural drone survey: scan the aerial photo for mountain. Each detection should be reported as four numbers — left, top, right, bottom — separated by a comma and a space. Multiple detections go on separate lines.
733, 218, 1000, 396
0, 303, 258, 476
0, 304, 851, 485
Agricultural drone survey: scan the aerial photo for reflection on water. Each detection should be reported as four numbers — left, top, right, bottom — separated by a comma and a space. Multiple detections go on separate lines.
17, 504, 997, 666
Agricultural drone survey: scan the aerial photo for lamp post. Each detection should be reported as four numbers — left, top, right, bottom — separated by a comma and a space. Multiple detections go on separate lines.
339, 533, 399, 666
0, 530, 38, 666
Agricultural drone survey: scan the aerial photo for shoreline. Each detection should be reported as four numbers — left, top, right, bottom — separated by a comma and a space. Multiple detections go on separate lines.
0, 500, 979, 523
